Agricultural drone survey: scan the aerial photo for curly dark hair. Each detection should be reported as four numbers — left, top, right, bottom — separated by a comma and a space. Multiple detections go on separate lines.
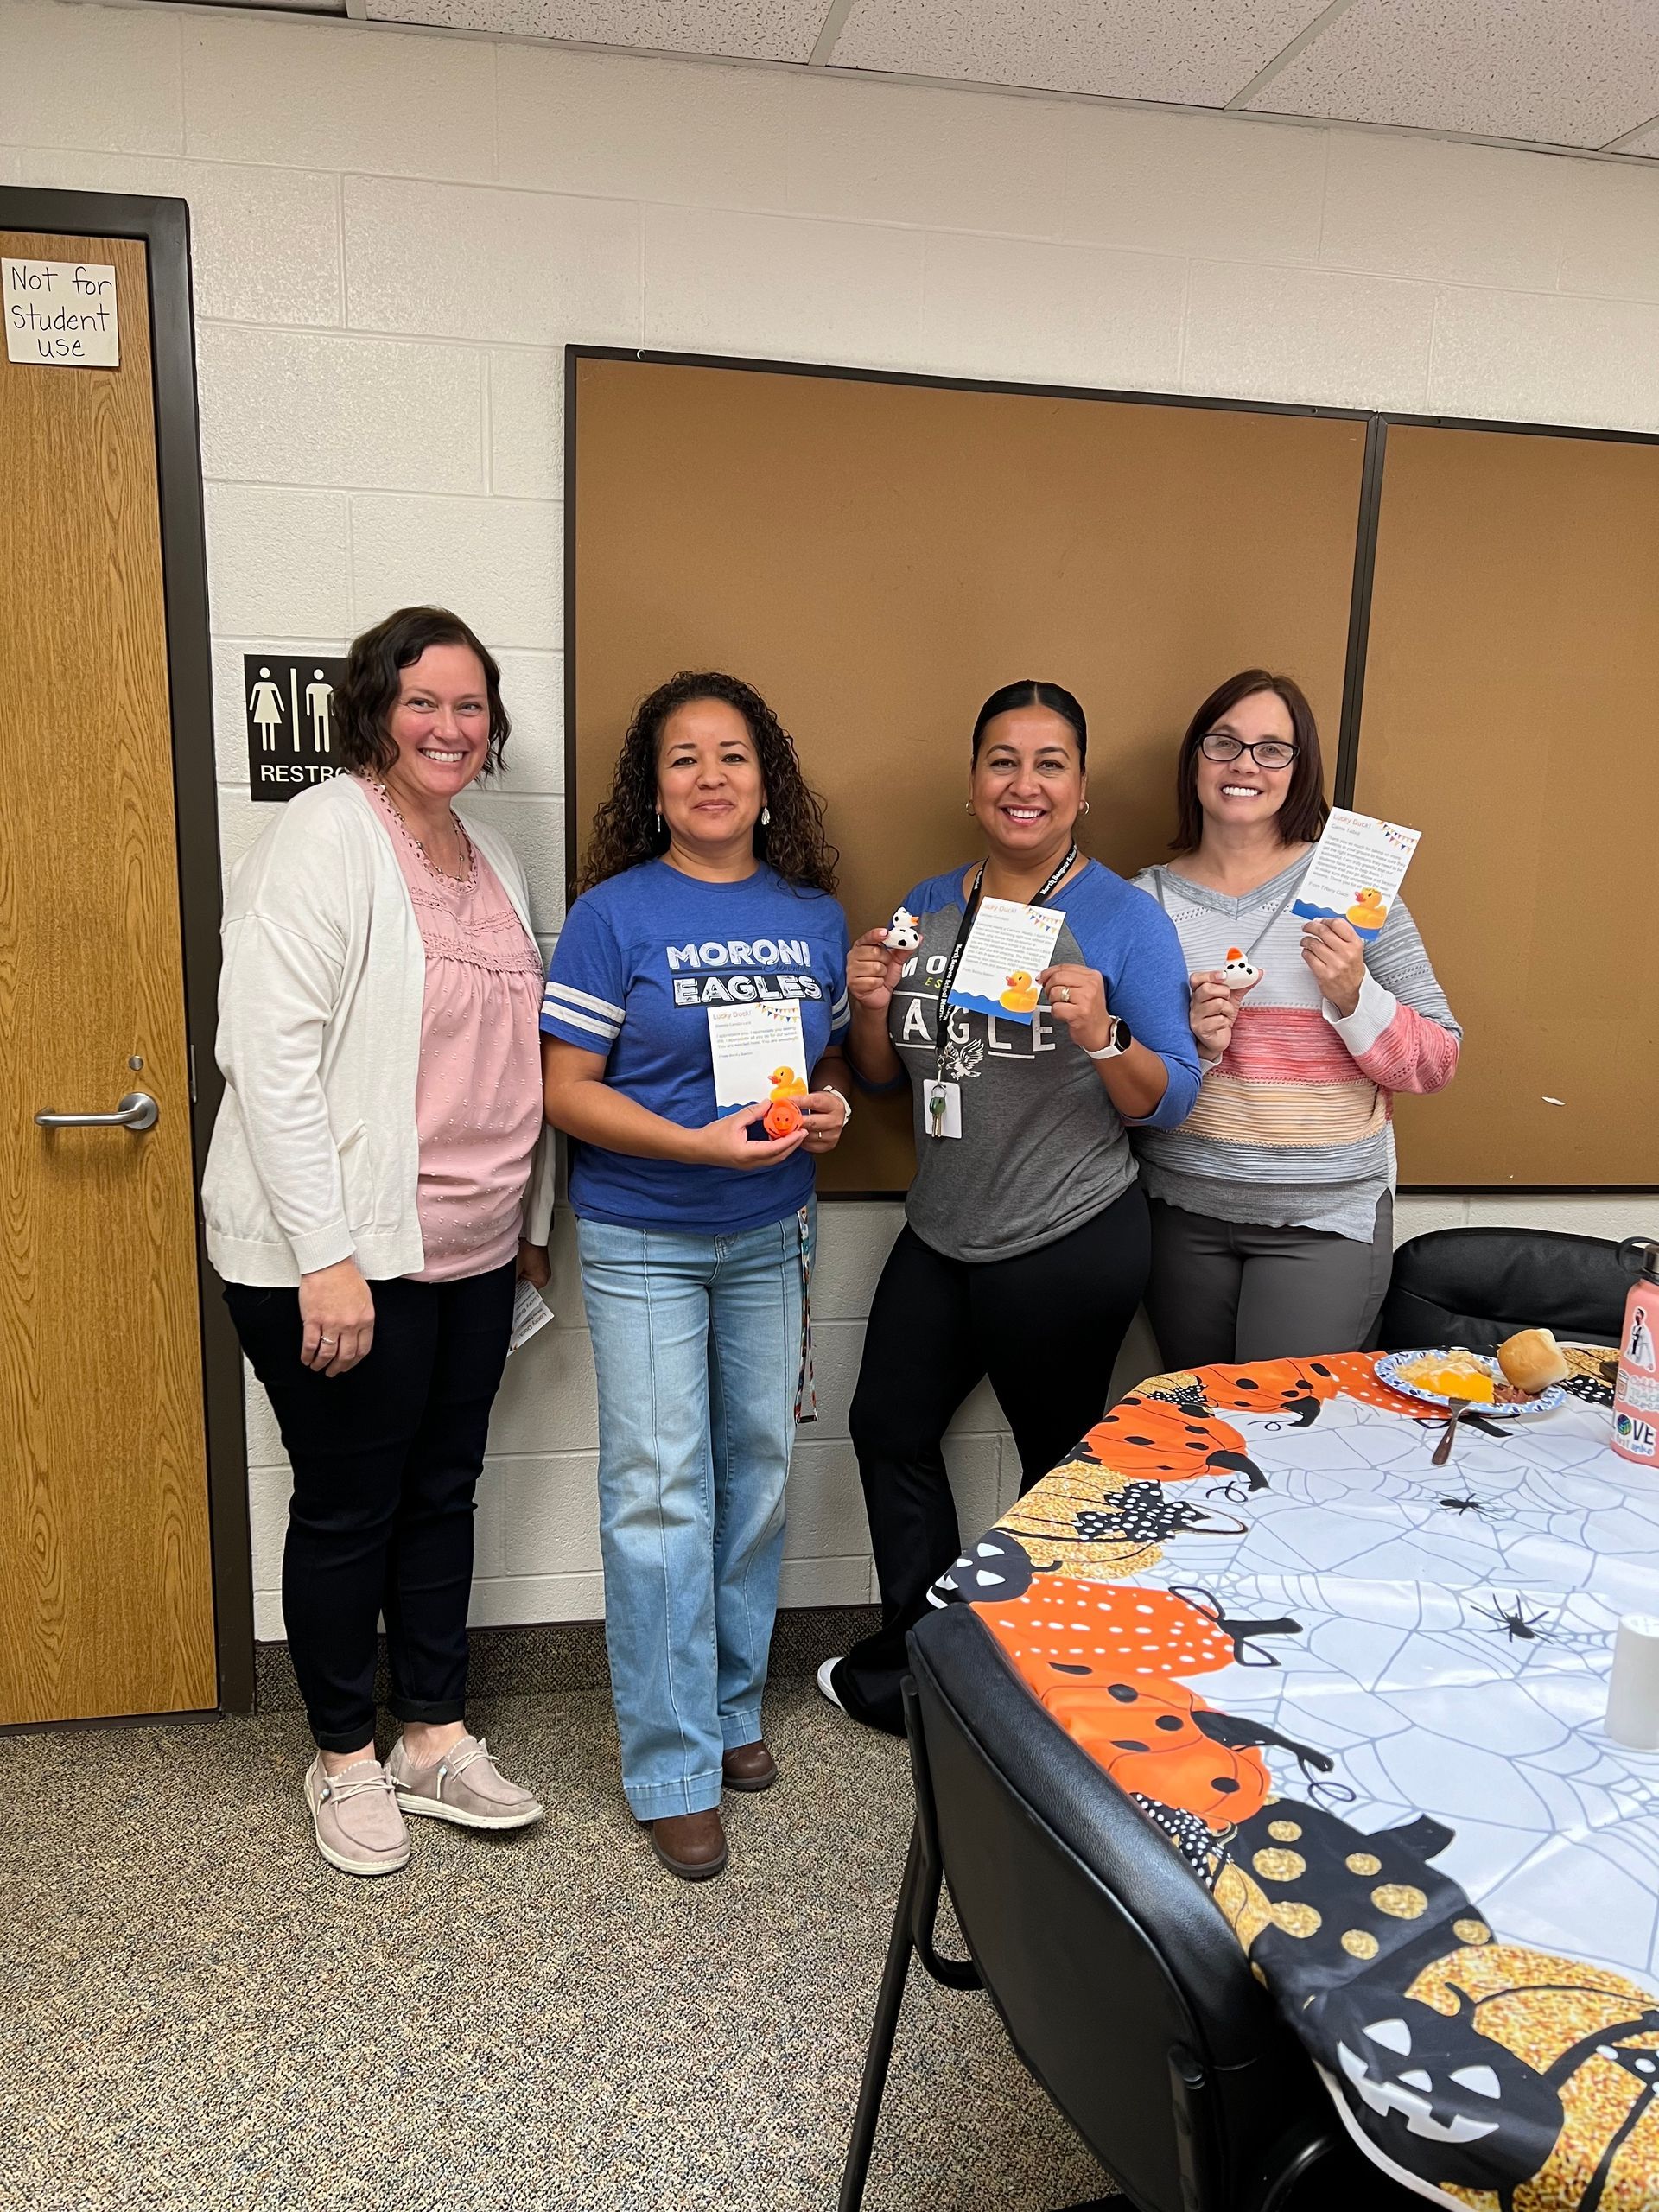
332, 606, 510, 779
578, 671, 837, 896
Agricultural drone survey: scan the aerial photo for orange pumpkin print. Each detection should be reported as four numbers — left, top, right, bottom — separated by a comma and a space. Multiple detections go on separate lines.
1040, 1675, 1274, 1831
981, 1580, 1302, 1688
1079, 1398, 1265, 1491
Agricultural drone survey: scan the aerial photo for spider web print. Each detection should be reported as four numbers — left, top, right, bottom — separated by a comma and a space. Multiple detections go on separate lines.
952, 1354, 1659, 2212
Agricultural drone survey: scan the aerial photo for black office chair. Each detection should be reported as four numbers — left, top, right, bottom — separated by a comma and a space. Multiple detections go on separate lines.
838, 1602, 1409, 2212
1376, 1227, 1637, 1354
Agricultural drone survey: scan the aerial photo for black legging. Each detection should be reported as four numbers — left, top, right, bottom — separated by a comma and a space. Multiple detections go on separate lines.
831, 1184, 1150, 1733
225, 1262, 515, 1751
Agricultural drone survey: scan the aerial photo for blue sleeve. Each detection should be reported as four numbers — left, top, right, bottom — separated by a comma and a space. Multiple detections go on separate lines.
826, 903, 851, 1043
540, 892, 627, 1058
1103, 886, 1202, 1130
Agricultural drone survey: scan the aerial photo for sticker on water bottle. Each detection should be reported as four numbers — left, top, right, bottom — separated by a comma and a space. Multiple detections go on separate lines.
1616, 1414, 1658, 1460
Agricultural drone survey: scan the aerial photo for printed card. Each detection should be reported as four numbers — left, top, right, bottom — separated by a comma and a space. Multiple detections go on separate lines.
1291, 807, 1421, 939
949, 896, 1065, 1026
707, 1000, 809, 1110
507, 1279, 554, 1356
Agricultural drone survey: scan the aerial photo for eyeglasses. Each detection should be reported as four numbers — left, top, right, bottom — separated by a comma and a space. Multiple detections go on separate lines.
1199, 732, 1299, 771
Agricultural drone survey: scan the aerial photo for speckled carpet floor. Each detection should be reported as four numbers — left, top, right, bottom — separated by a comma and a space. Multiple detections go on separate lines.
3, 1681, 1114, 2212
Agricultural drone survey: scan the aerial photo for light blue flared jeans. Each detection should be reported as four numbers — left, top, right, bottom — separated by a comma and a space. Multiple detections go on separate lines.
577, 1205, 810, 1820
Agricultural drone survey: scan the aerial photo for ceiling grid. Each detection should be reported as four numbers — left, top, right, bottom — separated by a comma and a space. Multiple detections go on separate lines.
137, 0, 1659, 158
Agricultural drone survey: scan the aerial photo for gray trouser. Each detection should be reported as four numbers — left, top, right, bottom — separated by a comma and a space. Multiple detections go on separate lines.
1144, 1192, 1394, 1370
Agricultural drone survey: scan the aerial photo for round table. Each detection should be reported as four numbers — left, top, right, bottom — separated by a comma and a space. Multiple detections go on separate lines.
932, 1346, 1659, 2211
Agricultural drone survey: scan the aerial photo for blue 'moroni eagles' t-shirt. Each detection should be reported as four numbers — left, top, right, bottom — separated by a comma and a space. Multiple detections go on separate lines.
540, 860, 850, 1234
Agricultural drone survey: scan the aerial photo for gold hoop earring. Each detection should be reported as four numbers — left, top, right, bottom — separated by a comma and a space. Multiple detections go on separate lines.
964, 799, 974, 811
1080, 800, 1091, 815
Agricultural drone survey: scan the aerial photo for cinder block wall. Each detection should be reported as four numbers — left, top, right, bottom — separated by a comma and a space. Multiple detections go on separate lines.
6, 0, 1656, 1636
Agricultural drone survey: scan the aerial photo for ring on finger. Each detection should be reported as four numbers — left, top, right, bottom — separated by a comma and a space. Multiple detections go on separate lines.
1056, 986, 1071, 1002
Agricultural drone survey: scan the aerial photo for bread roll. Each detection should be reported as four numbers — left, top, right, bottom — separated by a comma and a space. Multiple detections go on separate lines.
1497, 1327, 1568, 1394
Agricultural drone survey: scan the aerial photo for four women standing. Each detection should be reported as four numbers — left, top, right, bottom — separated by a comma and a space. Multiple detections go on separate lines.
210, 620, 1455, 1875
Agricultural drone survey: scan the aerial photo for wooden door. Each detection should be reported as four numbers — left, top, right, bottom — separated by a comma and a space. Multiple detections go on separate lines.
0, 228, 216, 1721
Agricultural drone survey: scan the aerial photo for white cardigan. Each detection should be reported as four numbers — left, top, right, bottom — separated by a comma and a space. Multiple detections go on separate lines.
203, 773, 555, 1287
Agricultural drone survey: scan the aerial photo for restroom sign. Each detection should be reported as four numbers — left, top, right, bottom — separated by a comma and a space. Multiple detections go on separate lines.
245, 654, 349, 800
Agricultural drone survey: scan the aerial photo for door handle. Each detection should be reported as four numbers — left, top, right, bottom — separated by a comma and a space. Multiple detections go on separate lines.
35, 1090, 160, 1132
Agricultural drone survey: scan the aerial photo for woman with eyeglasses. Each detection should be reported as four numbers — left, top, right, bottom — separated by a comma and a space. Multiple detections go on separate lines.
1133, 670, 1460, 1369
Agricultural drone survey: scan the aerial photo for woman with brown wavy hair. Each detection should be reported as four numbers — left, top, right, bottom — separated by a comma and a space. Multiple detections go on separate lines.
541, 671, 850, 1881
205, 606, 552, 1878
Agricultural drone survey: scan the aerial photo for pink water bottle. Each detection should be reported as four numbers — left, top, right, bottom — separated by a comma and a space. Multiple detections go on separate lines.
1612, 1238, 1659, 1465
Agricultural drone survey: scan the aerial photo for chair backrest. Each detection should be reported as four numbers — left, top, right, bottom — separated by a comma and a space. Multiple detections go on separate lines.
1376, 1227, 1637, 1353
906, 1602, 1330, 2212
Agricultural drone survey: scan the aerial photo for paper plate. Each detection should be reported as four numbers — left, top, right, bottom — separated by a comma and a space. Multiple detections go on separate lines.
1374, 1350, 1567, 1418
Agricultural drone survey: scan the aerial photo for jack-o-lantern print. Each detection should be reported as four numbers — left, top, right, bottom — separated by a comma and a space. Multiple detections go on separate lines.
1407, 1944, 1659, 2212
1308, 1980, 1564, 2194
979, 1580, 1305, 1694
929, 1529, 1047, 1607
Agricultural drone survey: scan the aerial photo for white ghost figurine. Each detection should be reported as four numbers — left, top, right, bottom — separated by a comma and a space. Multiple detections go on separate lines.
1220, 945, 1262, 995
885, 907, 923, 952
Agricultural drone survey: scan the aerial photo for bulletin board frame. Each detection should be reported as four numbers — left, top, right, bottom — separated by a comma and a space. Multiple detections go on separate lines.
564, 346, 1658, 1198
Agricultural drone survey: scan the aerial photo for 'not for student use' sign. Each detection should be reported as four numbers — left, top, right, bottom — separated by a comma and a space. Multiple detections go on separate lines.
245, 655, 349, 800
3, 259, 119, 366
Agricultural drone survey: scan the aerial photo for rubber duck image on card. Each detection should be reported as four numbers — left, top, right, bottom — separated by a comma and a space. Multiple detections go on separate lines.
948, 897, 1065, 1025
707, 1001, 809, 1112
1291, 807, 1421, 940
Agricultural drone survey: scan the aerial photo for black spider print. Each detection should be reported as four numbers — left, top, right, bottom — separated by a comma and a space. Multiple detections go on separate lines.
1473, 1593, 1549, 1643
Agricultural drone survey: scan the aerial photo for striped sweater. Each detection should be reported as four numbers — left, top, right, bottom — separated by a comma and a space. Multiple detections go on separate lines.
1129, 856, 1460, 1243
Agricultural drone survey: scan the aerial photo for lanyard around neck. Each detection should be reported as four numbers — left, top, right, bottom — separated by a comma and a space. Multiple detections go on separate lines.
934, 842, 1079, 1079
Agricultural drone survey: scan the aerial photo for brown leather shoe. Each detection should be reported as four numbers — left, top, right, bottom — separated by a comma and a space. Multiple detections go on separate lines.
721, 1741, 778, 1793
650, 1808, 728, 1881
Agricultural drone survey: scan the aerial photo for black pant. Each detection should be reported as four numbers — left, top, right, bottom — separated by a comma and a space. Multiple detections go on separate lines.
835, 1185, 1150, 1733
225, 1262, 516, 1752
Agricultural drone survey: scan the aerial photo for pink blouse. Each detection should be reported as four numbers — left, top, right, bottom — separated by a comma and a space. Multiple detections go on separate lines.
365, 782, 544, 1284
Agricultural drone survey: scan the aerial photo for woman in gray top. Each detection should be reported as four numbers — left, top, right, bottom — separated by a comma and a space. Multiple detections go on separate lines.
1135, 668, 1460, 1370
817, 680, 1201, 1734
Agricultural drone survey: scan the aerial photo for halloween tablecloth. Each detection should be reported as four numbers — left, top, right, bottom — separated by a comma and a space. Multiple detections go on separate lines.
929, 1347, 1659, 2211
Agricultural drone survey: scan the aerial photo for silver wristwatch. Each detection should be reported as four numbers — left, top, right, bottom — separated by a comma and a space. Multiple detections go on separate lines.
1084, 1016, 1132, 1062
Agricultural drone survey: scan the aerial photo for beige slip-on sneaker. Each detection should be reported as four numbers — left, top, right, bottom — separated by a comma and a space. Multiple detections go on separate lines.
303, 1755, 410, 1878
385, 1732, 543, 1832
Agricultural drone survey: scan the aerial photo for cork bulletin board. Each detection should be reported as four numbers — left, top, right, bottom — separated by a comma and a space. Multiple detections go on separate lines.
1353, 422, 1659, 1186
569, 353, 1367, 1195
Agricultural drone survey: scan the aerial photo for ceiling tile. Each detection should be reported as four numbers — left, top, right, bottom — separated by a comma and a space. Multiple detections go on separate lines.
1248, 0, 1659, 148
365, 0, 827, 63
830, 0, 1325, 108
1612, 114, 1659, 156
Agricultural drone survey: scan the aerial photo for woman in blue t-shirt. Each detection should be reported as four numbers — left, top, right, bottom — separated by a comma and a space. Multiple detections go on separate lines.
542, 671, 850, 1882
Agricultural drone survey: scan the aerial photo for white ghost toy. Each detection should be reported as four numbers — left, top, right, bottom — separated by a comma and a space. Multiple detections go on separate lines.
885, 907, 923, 952
1220, 945, 1262, 995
